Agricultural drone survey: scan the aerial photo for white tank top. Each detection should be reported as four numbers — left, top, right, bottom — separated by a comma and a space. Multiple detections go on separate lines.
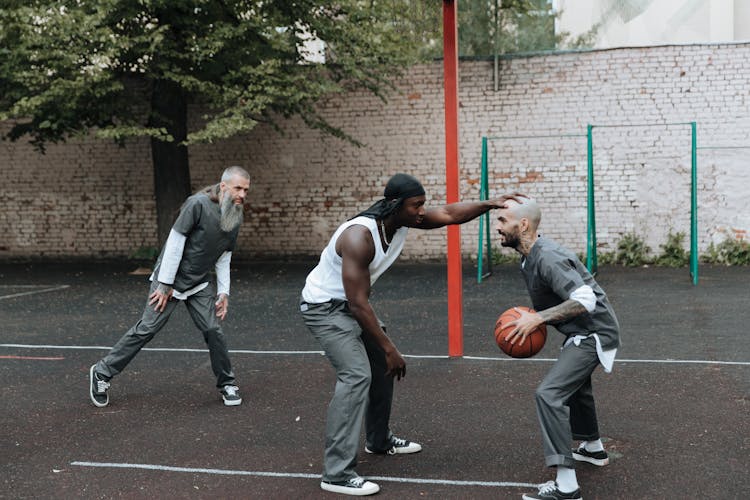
302, 216, 408, 303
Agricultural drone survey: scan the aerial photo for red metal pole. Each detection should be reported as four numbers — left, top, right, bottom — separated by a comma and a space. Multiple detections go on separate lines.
443, 0, 463, 357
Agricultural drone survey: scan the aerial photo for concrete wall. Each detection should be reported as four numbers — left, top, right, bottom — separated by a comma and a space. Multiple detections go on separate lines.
1, 42, 748, 261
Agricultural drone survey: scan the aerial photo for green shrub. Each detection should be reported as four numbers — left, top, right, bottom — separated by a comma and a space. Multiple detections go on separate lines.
702, 238, 750, 265
614, 232, 651, 266
596, 251, 617, 265
129, 246, 159, 262
654, 231, 689, 267
491, 248, 521, 265
502, 232, 749, 268
579, 249, 616, 265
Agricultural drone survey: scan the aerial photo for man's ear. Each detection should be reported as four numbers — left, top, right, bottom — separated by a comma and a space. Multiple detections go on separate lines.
520, 217, 530, 233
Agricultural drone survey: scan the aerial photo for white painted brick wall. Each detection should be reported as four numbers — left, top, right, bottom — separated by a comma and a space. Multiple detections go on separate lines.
1, 43, 748, 260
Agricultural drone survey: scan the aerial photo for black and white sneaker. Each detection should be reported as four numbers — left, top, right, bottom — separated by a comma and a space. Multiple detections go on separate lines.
522, 481, 582, 500
320, 476, 380, 496
365, 435, 422, 455
220, 385, 242, 406
572, 444, 610, 466
89, 364, 110, 408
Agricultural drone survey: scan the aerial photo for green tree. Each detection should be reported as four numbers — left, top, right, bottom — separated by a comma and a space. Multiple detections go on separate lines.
408, 0, 598, 59
0, 0, 421, 244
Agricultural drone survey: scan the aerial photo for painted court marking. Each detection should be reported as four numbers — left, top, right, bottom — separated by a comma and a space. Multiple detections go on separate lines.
0, 284, 70, 300
0, 355, 64, 361
69, 461, 536, 489
463, 355, 750, 366
1, 344, 748, 366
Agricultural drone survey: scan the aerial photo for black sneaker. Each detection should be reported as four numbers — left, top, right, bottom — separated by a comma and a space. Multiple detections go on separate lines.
320, 476, 379, 496
522, 481, 582, 500
220, 385, 242, 406
365, 435, 422, 455
572, 444, 610, 466
89, 364, 110, 407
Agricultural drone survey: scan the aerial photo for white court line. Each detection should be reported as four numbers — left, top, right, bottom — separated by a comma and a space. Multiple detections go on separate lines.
464, 355, 750, 366
69, 461, 535, 488
0, 344, 324, 355
0, 285, 70, 300
0, 285, 65, 288
1, 343, 748, 366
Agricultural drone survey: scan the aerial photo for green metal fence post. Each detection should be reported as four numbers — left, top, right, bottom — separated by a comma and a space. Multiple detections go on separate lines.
586, 125, 597, 274
478, 136, 489, 283
690, 122, 698, 285
483, 138, 492, 276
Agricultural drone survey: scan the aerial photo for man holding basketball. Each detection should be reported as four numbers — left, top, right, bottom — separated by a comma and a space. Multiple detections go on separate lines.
301, 173, 520, 496
496, 197, 620, 500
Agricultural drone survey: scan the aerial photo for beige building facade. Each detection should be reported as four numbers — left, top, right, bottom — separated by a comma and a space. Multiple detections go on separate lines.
556, 0, 750, 48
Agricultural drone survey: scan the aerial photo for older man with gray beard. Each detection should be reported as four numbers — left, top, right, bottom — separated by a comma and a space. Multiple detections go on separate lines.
89, 166, 251, 408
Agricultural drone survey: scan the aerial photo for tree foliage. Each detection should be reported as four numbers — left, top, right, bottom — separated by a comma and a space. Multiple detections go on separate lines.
0, 0, 426, 244
399, 0, 598, 59
0, 0, 595, 246
0, 0, 596, 149
0, 0, 423, 149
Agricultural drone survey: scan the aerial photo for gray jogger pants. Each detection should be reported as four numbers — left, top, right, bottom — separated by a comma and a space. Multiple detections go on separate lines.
535, 336, 602, 468
95, 281, 236, 388
300, 298, 395, 482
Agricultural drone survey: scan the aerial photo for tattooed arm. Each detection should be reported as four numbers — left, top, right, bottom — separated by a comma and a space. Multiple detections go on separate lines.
503, 299, 586, 346
538, 299, 587, 324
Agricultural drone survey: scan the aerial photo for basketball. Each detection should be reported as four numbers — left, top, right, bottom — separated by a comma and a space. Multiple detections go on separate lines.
494, 306, 547, 358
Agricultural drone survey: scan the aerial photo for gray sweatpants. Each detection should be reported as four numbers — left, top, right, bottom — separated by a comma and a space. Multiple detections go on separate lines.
535, 336, 602, 468
300, 299, 395, 483
95, 280, 236, 388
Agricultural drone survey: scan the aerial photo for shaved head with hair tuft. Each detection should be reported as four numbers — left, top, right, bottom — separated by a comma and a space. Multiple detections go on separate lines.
505, 196, 541, 233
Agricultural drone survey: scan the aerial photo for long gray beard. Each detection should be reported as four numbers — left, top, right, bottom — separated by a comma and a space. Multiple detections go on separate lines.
220, 194, 244, 232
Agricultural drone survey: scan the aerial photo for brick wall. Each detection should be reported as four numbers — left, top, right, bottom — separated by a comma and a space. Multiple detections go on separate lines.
0, 128, 155, 258
2, 42, 748, 260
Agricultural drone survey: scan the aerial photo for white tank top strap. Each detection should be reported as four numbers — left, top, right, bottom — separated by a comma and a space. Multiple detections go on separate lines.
301, 216, 408, 303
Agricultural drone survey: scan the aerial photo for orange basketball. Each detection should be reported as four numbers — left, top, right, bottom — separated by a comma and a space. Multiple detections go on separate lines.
494, 306, 547, 358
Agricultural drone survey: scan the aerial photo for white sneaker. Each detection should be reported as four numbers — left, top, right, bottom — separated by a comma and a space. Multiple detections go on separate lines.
320, 476, 380, 496
522, 480, 582, 500
220, 385, 242, 406
89, 365, 110, 408
572, 444, 610, 466
365, 435, 422, 455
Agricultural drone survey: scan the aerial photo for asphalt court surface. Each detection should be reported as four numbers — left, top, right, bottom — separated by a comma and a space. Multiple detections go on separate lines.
1, 260, 748, 499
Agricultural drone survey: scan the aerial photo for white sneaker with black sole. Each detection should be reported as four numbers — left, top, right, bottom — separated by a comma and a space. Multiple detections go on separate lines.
89, 364, 110, 407
220, 385, 242, 406
365, 435, 422, 455
572, 444, 610, 466
522, 480, 582, 500
320, 476, 379, 496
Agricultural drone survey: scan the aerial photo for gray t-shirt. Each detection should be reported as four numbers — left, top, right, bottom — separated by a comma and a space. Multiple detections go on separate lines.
521, 236, 620, 350
153, 192, 239, 293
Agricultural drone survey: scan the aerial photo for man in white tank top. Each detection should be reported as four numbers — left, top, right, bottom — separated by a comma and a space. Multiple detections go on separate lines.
301, 173, 520, 496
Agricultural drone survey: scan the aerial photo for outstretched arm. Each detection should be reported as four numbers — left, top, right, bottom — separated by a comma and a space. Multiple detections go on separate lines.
338, 225, 407, 380
417, 193, 524, 229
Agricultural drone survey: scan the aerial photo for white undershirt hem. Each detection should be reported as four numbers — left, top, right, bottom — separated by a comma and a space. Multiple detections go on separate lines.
564, 334, 617, 373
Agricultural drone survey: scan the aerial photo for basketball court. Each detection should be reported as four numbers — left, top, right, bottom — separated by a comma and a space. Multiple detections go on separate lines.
1, 260, 748, 498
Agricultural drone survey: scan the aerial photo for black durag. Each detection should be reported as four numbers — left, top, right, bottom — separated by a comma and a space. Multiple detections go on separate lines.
354, 173, 425, 220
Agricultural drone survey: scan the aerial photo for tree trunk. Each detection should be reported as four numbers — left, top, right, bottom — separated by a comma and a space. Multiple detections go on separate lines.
149, 79, 192, 248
